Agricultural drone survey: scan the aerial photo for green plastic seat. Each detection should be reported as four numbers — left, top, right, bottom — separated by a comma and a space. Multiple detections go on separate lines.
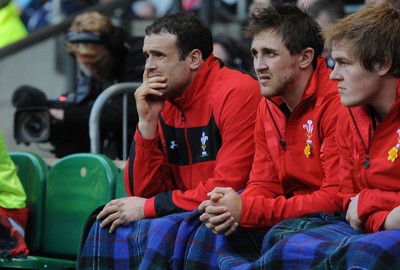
115, 168, 128, 198
42, 153, 117, 257
9, 151, 48, 253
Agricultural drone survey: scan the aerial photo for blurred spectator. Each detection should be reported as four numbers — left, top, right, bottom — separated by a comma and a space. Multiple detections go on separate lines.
297, 0, 317, 9
365, 0, 400, 9
0, 0, 28, 48
14, 11, 145, 158
131, 0, 156, 19
248, 0, 271, 15
50, 11, 145, 158
213, 34, 254, 73
308, 0, 345, 68
19, 0, 96, 33
248, 0, 296, 15
0, 130, 29, 257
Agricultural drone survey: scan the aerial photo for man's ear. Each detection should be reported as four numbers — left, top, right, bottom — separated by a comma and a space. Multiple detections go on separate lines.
299, 47, 314, 69
377, 57, 392, 76
188, 49, 202, 70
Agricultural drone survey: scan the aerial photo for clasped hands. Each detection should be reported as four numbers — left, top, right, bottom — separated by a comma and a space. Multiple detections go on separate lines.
198, 187, 242, 236
97, 196, 146, 233
346, 193, 400, 231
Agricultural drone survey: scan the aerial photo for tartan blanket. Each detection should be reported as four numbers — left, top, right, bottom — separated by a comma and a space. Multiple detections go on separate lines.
79, 211, 400, 269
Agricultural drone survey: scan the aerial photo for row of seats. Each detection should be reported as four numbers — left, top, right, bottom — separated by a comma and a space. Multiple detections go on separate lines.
0, 152, 127, 269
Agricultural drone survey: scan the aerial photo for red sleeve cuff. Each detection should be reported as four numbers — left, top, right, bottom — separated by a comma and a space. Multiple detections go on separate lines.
134, 128, 160, 149
143, 197, 157, 218
365, 211, 389, 233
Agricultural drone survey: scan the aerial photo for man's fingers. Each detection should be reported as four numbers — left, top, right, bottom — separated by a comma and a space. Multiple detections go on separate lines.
207, 212, 231, 226
209, 192, 224, 202
199, 212, 212, 222
207, 187, 230, 197
198, 200, 212, 213
224, 222, 239, 236
212, 217, 235, 235
99, 211, 119, 228
205, 205, 227, 215
109, 217, 125, 234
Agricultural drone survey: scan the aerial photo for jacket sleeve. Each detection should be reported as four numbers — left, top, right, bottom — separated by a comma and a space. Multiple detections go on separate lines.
241, 101, 283, 199
336, 108, 359, 211
364, 210, 390, 233
240, 97, 342, 230
130, 81, 261, 218
358, 188, 400, 232
124, 128, 177, 198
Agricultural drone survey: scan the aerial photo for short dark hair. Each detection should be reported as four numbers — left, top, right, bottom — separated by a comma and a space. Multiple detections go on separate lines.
244, 4, 324, 69
145, 13, 213, 60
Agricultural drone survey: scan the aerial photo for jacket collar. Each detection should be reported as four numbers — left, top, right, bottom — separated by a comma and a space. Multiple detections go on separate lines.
168, 55, 217, 111
270, 57, 329, 107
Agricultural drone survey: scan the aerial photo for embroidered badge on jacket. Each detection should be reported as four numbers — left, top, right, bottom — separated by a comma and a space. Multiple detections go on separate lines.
200, 132, 209, 157
303, 120, 314, 158
388, 129, 400, 162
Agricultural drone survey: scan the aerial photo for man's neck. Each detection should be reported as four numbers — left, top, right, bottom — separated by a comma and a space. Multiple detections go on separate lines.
282, 68, 313, 111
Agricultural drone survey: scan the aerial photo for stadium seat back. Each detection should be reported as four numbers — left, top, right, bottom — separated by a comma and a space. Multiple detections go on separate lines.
9, 151, 48, 253
42, 153, 117, 256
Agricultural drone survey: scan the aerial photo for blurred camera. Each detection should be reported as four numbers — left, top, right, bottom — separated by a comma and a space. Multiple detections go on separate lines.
12, 81, 90, 145
14, 107, 51, 143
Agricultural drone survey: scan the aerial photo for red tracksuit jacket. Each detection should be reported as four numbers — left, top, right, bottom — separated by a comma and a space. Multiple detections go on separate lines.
240, 58, 342, 230
124, 55, 262, 218
337, 81, 400, 233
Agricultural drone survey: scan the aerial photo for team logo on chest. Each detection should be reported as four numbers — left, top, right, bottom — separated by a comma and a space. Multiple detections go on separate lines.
303, 120, 314, 158
200, 132, 209, 157
388, 129, 400, 162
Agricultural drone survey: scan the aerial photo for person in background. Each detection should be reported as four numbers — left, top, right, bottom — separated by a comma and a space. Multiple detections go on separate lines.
131, 0, 157, 19
78, 12, 261, 269
365, 0, 400, 9
297, 0, 317, 9
241, 4, 400, 269
308, 0, 345, 68
0, 130, 29, 257
213, 34, 254, 73
45, 11, 145, 158
182, 4, 341, 268
0, 0, 28, 48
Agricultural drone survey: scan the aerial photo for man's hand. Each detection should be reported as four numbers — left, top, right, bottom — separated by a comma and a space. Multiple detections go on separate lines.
198, 187, 242, 236
49, 108, 64, 121
135, 69, 167, 139
346, 194, 364, 231
383, 205, 400, 230
97, 196, 147, 233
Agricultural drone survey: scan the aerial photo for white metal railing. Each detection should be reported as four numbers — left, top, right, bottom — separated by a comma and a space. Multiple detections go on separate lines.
89, 82, 141, 160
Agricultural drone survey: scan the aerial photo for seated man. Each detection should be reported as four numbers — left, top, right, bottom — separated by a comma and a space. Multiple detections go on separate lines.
78, 12, 261, 269
80, 4, 343, 269
235, 4, 400, 269
179, 3, 342, 268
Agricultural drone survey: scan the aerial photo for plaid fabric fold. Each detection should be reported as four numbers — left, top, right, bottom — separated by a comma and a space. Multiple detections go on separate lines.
79, 212, 191, 269
244, 213, 400, 270
79, 212, 400, 269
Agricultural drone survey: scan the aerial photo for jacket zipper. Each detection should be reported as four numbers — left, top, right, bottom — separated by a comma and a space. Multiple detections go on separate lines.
349, 109, 370, 168
181, 112, 193, 188
266, 100, 286, 150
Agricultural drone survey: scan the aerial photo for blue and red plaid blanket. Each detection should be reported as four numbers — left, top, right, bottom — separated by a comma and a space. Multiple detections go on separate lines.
79, 211, 400, 269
